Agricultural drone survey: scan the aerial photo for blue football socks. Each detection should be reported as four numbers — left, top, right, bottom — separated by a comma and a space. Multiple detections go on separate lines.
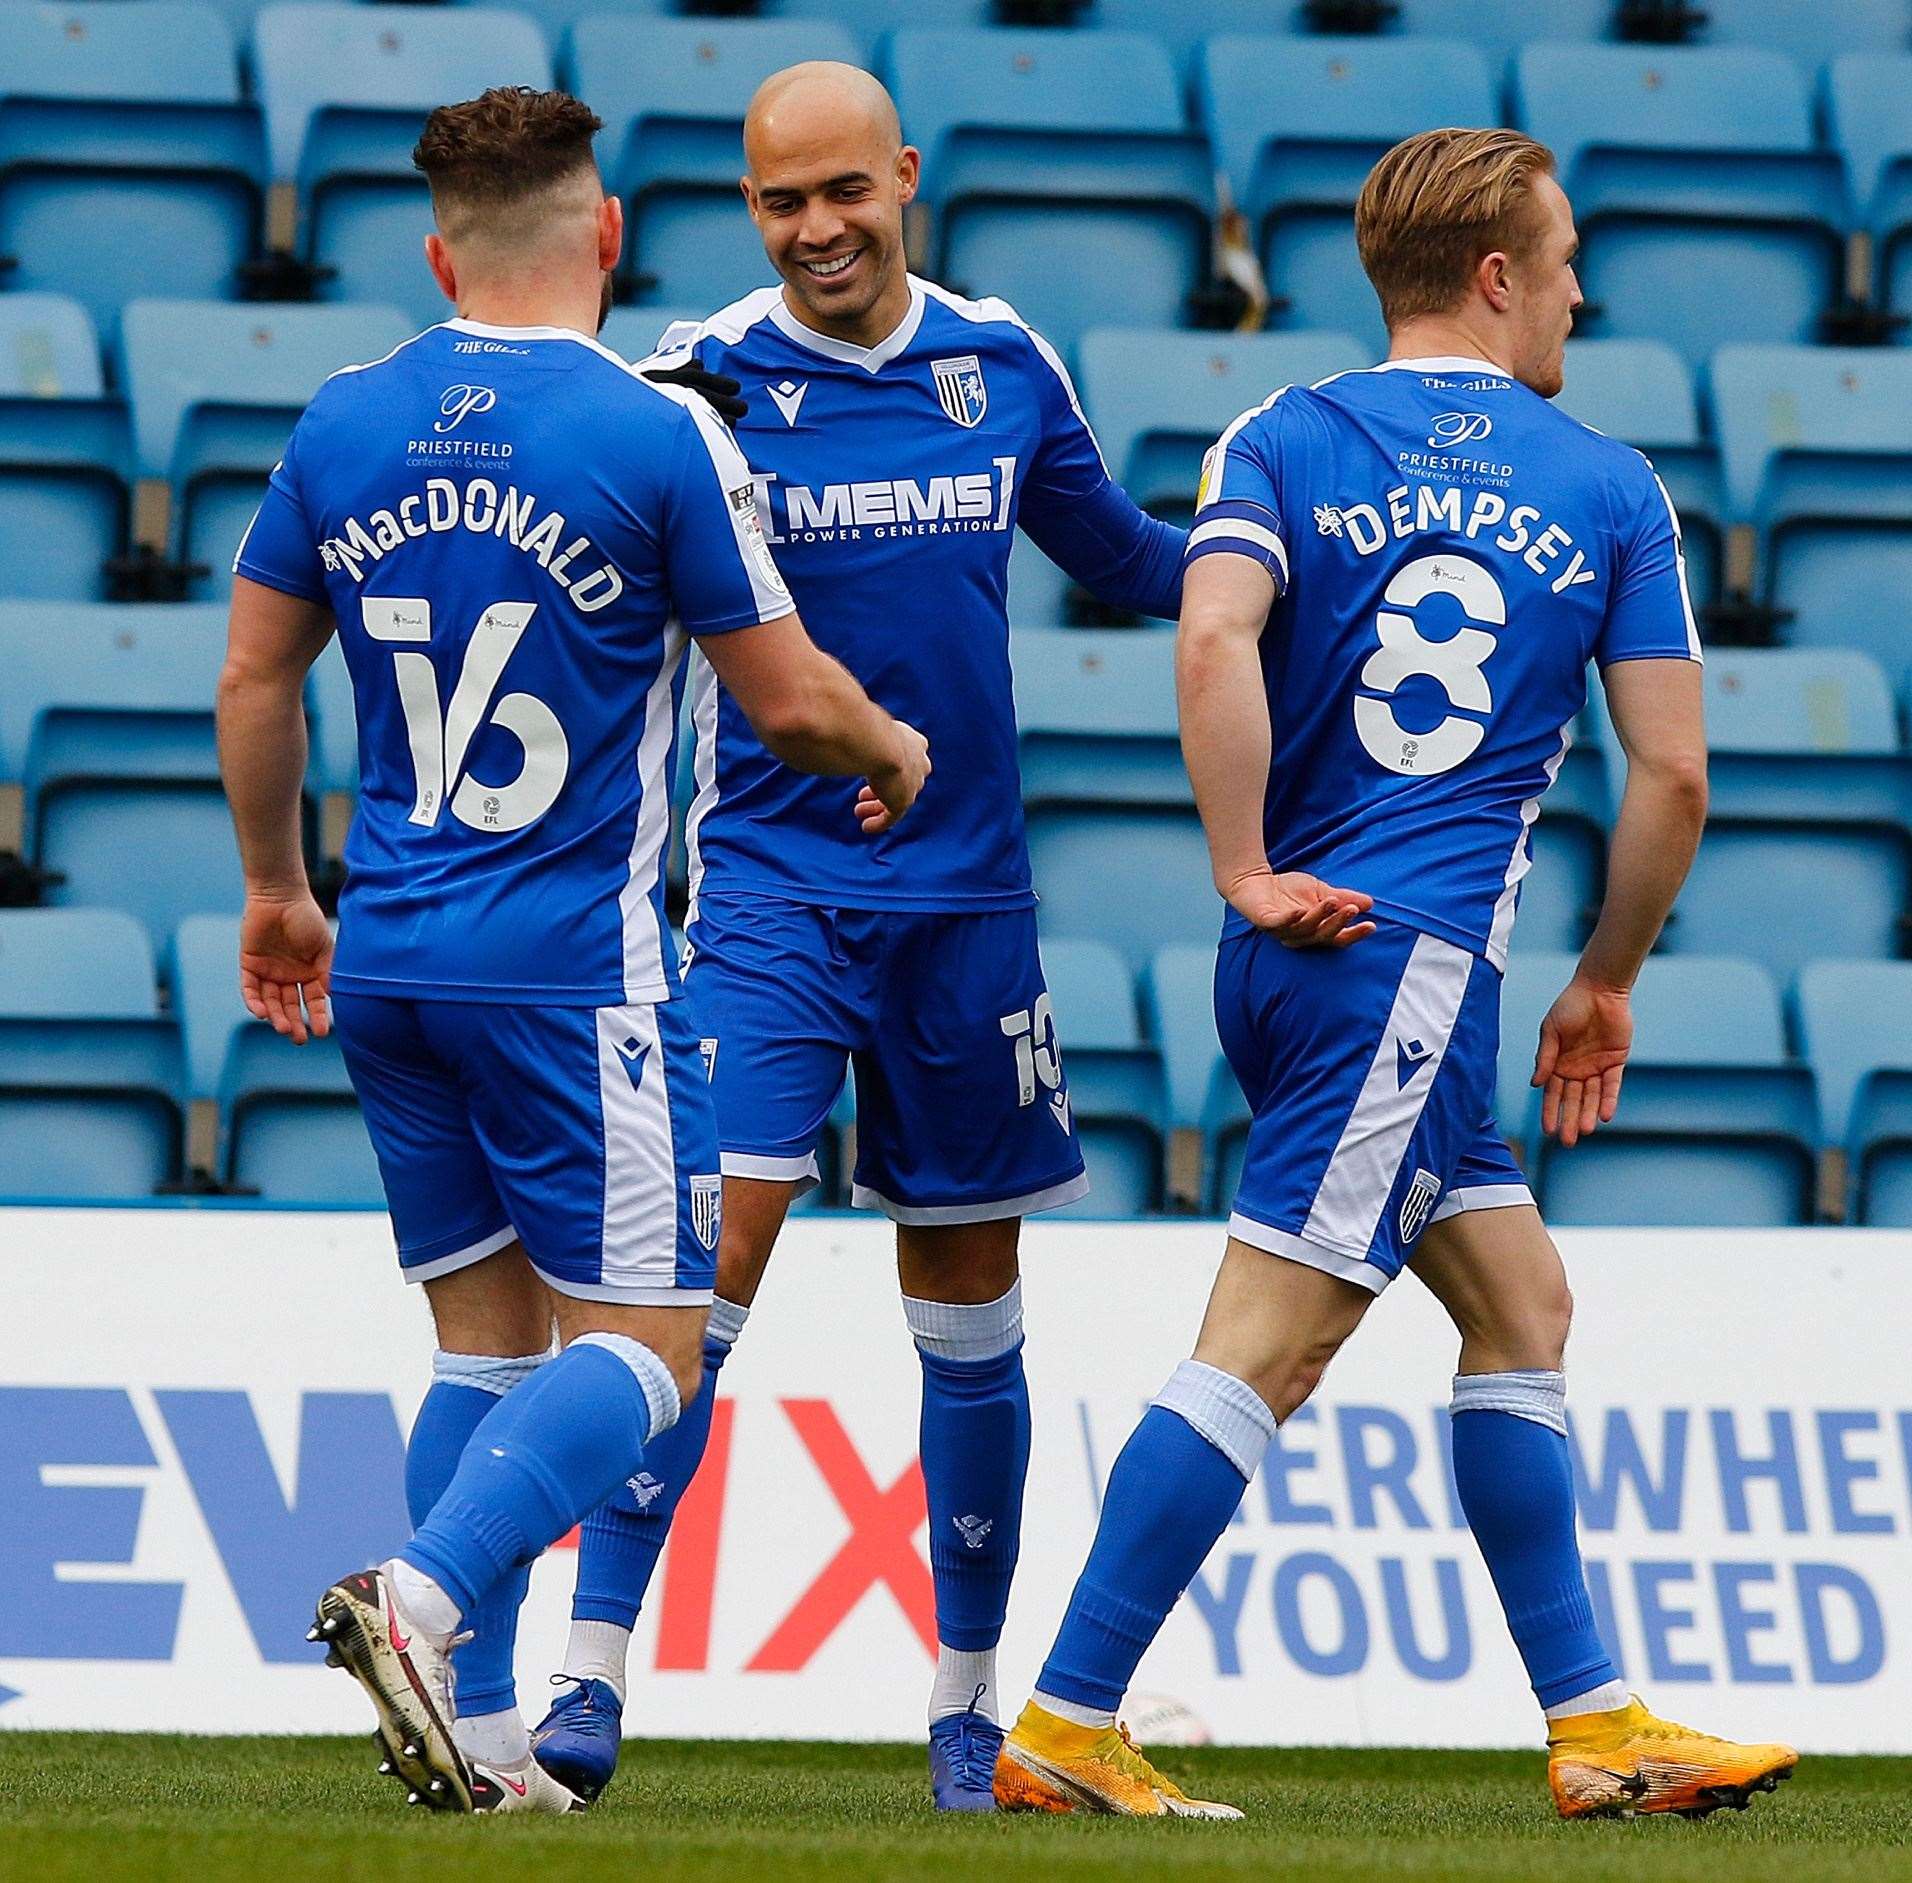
906, 1285, 1032, 1723
405, 1348, 550, 1722
402, 1333, 681, 1621
570, 1298, 748, 1640
1450, 1370, 1621, 1710
1035, 1360, 1275, 1719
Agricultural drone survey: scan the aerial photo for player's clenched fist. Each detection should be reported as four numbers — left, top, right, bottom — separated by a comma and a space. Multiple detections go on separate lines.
855, 720, 931, 834
1225, 868, 1376, 949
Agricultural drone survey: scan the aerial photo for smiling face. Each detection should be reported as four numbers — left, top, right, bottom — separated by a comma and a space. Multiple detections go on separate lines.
741, 63, 919, 347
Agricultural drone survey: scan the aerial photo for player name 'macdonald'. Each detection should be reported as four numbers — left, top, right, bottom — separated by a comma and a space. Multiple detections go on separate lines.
316, 476, 625, 611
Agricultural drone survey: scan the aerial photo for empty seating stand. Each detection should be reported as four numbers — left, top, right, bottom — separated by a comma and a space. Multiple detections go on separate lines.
888, 27, 1213, 350
1829, 53, 1912, 331
1515, 43, 1848, 370
1797, 959, 1912, 1225
0, 3, 265, 345
0, 907, 184, 1199
120, 297, 414, 597
254, 3, 551, 327
1711, 344, 1912, 693
1198, 35, 1494, 352
573, 15, 859, 312
0, 294, 133, 601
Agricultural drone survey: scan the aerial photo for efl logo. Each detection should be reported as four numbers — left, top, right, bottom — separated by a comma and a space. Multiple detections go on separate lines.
1427, 411, 1492, 449
435, 384, 497, 434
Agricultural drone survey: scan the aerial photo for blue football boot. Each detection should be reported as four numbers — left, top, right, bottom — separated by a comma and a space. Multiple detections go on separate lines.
928, 1700, 1006, 1812
530, 1678, 624, 1803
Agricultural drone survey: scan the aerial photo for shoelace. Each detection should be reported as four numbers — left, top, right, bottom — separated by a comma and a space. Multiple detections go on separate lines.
947, 1687, 999, 1788
545, 1675, 615, 1728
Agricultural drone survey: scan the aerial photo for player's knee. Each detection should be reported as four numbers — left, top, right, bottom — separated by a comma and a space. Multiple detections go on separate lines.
1262, 1330, 1348, 1422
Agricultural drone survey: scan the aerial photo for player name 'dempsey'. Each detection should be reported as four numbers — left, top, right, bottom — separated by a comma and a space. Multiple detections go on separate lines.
1319, 481, 1603, 595
316, 476, 624, 611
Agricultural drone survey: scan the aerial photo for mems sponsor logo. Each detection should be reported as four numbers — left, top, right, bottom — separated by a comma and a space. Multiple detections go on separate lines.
753, 458, 1018, 545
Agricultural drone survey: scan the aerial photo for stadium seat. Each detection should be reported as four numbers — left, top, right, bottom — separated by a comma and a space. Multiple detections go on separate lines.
1392, 0, 1615, 65
0, 602, 251, 950
0, 906, 184, 1200
1797, 959, 1912, 1225
1555, 338, 1724, 605
0, 3, 265, 344
748, 0, 991, 62
1514, 44, 1848, 369
1012, 627, 1183, 808
573, 16, 859, 311
598, 304, 713, 363
888, 28, 1213, 350
1829, 54, 1912, 329
254, 3, 551, 326
171, 911, 379, 1202
1043, 936, 1165, 1215
1697, 0, 1910, 68
1503, 952, 1818, 1226
119, 298, 414, 598
1028, 804, 1221, 976
1513, 817, 1600, 956
0, 295, 132, 601
307, 638, 358, 870
1710, 345, 1912, 694
1198, 36, 1495, 352
1142, 941, 1244, 1212
1076, 327, 1368, 517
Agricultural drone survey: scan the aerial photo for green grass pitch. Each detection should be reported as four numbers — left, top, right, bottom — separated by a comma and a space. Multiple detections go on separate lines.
4, 1734, 1909, 1883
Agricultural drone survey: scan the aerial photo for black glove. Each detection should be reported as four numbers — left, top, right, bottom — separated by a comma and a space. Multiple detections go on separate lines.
641, 360, 748, 426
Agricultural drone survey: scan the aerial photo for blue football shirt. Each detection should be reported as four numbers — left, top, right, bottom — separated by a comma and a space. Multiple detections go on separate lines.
1187, 352, 1701, 970
235, 317, 793, 1005
657, 276, 1185, 916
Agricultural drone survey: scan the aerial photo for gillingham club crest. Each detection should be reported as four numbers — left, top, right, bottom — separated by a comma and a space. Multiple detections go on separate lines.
931, 354, 988, 428
690, 1173, 723, 1251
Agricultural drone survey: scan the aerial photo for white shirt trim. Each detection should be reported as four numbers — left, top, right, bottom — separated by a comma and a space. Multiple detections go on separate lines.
767, 279, 926, 373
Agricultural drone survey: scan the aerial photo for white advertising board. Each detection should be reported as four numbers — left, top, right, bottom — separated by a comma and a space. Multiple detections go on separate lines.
1, 1208, 1907, 1750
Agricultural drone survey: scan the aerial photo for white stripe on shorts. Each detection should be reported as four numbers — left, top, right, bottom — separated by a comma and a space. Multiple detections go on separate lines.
595, 1002, 681, 1295
1299, 933, 1475, 1257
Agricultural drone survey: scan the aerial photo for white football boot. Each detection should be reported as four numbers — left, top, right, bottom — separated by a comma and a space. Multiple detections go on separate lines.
468, 1756, 589, 1814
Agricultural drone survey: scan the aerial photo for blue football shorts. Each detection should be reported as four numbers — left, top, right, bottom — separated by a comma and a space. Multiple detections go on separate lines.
332, 991, 721, 1304
1215, 920, 1533, 1294
683, 892, 1089, 1224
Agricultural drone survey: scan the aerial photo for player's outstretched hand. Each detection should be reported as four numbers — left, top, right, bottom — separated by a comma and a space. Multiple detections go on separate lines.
640, 360, 748, 425
1533, 973, 1632, 1147
1226, 868, 1376, 949
855, 721, 931, 835
239, 889, 334, 1046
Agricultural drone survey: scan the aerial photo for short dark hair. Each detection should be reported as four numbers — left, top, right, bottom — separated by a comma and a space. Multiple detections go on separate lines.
413, 86, 604, 219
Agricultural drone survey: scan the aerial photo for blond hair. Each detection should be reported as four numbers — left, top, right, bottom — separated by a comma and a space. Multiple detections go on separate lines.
1355, 128, 1557, 330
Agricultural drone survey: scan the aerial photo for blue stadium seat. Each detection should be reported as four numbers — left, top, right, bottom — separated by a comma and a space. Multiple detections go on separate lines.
1095, 2, 1327, 79
888, 28, 1212, 350
0, 601, 249, 950
573, 16, 858, 311
255, 3, 551, 326
0, 3, 264, 344
1515, 44, 1848, 369
1043, 936, 1164, 1215
751, 0, 990, 62
1142, 941, 1244, 1213
1711, 345, 1912, 693
307, 637, 358, 868
1199, 36, 1495, 352
1029, 804, 1221, 975
1393, 0, 1615, 65
1012, 627, 1183, 808
0, 906, 183, 1199
1514, 817, 1600, 955
1555, 338, 1723, 604
1830, 54, 1912, 328
120, 298, 414, 598
171, 911, 379, 1202
1697, 0, 1909, 67
1506, 952, 1818, 1226
0, 294, 132, 601
1797, 959, 1912, 1225
1076, 326, 1368, 516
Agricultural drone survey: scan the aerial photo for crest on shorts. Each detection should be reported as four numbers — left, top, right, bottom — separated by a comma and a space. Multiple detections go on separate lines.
690, 1173, 722, 1251
1398, 1167, 1442, 1244
932, 355, 987, 428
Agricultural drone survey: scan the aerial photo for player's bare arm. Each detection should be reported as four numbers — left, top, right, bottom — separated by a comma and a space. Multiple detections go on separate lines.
1535, 657, 1706, 1146
693, 609, 929, 831
217, 574, 338, 1045
1176, 552, 1374, 949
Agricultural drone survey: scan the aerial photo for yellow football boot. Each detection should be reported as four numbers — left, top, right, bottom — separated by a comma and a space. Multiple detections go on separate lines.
1547, 1697, 1799, 1819
993, 1699, 1243, 1819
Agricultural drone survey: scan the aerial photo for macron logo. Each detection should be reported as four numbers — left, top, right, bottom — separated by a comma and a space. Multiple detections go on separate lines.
1396, 1037, 1433, 1089
768, 380, 809, 427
